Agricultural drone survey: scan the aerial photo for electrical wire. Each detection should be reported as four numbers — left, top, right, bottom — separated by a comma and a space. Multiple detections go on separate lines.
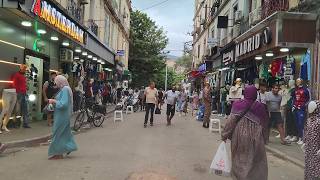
141, 0, 171, 11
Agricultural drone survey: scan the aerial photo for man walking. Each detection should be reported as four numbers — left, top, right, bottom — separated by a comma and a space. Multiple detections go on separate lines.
266, 84, 290, 145
144, 82, 158, 128
203, 82, 212, 128
165, 86, 178, 126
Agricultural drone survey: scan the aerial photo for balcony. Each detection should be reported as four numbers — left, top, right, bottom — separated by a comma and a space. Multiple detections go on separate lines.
262, 0, 289, 19
249, 7, 262, 26
88, 19, 99, 36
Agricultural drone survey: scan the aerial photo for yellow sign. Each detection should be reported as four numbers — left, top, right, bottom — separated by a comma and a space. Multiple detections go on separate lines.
31, 0, 85, 44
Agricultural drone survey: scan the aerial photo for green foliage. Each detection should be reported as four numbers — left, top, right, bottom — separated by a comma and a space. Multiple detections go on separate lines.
175, 54, 192, 72
129, 10, 169, 88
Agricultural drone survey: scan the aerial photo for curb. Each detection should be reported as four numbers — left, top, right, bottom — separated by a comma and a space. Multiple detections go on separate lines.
219, 121, 305, 169
265, 145, 305, 169
2, 109, 115, 152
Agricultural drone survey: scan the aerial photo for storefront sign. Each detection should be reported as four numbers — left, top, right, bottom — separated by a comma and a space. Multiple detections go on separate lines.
208, 38, 218, 47
31, 0, 85, 44
235, 27, 272, 59
222, 50, 234, 66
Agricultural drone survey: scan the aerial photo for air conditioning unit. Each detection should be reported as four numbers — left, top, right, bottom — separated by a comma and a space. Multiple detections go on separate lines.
60, 48, 74, 62
232, 24, 240, 39
234, 10, 243, 23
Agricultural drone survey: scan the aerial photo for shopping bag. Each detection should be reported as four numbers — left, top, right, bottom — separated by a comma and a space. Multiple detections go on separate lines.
209, 142, 231, 177
155, 107, 161, 114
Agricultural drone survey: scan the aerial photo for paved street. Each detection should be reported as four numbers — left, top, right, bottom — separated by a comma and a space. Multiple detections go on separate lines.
0, 111, 304, 180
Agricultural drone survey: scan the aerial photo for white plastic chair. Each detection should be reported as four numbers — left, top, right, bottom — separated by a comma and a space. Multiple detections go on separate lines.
114, 110, 124, 122
126, 106, 134, 114
209, 118, 221, 134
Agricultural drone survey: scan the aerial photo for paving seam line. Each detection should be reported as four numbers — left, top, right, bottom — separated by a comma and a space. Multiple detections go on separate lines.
2, 109, 115, 150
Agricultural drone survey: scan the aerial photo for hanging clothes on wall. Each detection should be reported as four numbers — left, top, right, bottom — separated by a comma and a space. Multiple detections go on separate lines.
271, 59, 282, 77
300, 49, 311, 81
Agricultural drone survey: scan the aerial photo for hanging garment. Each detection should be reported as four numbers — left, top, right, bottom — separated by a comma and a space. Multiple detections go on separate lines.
271, 59, 282, 77
0, 89, 17, 128
300, 50, 311, 81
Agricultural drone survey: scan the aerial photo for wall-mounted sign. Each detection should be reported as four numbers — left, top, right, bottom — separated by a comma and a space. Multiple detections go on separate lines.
235, 27, 272, 59
117, 50, 125, 56
207, 38, 218, 47
223, 50, 234, 66
31, 0, 85, 44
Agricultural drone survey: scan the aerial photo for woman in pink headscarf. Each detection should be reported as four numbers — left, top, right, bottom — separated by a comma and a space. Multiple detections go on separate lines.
47, 75, 77, 160
222, 85, 269, 180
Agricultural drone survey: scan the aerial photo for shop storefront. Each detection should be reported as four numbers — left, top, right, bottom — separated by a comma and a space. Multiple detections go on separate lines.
220, 41, 235, 87
234, 12, 317, 97
0, 0, 115, 122
205, 45, 222, 89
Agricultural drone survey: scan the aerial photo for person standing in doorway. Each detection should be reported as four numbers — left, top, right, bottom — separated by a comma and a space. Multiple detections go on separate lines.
47, 75, 77, 160
165, 86, 178, 126
144, 82, 158, 128
266, 84, 290, 145
203, 82, 212, 128
12, 65, 31, 128
43, 72, 58, 126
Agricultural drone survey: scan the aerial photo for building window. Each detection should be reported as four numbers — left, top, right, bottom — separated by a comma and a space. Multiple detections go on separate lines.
104, 15, 110, 45
198, 45, 201, 59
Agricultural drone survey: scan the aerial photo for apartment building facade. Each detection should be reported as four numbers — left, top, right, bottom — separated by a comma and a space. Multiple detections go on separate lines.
192, 0, 320, 98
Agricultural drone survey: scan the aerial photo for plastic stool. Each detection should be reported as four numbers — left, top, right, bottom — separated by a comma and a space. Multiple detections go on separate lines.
126, 106, 134, 114
209, 118, 221, 134
114, 111, 124, 122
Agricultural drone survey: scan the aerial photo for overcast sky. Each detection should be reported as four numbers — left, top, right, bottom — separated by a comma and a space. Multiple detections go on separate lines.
132, 0, 194, 57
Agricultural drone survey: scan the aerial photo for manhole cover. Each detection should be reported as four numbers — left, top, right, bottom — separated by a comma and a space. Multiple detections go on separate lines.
126, 172, 177, 180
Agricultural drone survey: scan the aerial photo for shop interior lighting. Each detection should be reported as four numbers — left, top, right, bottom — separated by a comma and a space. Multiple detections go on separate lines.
75, 48, 82, 53
80, 59, 84, 63
21, 21, 32, 27
101, 61, 105, 65
62, 41, 70, 46
50, 36, 59, 41
37, 29, 47, 34
28, 94, 36, 102
82, 51, 88, 56
255, 55, 263, 60
92, 57, 97, 61
0, 39, 25, 49
49, 69, 59, 73
105, 68, 112, 72
266, 52, 274, 57
97, 59, 102, 63
74, 56, 80, 60
0, 80, 14, 83
87, 55, 93, 59
280, 48, 290, 52
0, 59, 21, 66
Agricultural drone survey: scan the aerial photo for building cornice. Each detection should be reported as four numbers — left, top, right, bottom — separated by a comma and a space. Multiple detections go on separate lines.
104, 0, 130, 40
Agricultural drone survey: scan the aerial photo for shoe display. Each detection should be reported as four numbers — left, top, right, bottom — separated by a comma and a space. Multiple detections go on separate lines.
285, 136, 292, 141
290, 136, 298, 142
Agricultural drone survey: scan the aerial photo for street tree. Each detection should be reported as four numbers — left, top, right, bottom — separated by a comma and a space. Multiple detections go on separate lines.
129, 10, 169, 88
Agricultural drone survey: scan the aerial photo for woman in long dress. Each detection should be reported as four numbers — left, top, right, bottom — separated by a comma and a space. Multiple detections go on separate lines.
304, 101, 320, 180
221, 85, 269, 180
48, 75, 78, 160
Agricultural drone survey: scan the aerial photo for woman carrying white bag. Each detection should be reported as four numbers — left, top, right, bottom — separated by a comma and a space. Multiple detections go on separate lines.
219, 86, 269, 180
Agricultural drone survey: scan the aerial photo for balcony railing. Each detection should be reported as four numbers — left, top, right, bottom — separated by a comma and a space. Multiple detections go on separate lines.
261, 0, 289, 19
67, 0, 83, 23
88, 19, 99, 36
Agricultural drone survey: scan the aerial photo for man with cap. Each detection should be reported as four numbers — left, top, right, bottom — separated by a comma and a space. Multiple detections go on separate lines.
12, 64, 31, 128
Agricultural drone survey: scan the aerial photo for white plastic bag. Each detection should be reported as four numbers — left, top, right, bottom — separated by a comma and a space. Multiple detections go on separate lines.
210, 142, 231, 176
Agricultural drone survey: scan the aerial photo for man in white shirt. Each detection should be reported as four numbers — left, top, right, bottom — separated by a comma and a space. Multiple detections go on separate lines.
144, 82, 158, 128
165, 86, 178, 126
257, 82, 267, 105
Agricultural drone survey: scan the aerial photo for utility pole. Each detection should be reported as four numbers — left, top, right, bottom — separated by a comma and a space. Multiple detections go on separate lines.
165, 64, 168, 91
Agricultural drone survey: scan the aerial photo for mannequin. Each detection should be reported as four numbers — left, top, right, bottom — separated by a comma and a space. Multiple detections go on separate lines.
74, 76, 84, 111
283, 80, 298, 142
0, 88, 17, 133
226, 78, 243, 116
291, 78, 310, 144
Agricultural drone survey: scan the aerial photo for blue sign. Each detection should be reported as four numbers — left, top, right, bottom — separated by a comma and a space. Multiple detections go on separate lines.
198, 64, 206, 73
117, 50, 125, 56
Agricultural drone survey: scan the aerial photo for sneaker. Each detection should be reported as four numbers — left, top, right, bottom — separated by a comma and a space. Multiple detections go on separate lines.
297, 138, 304, 145
1, 127, 10, 132
275, 134, 280, 138
144, 124, 147, 128
150, 123, 153, 127
285, 136, 292, 141
290, 136, 298, 142
0, 130, 2, 134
